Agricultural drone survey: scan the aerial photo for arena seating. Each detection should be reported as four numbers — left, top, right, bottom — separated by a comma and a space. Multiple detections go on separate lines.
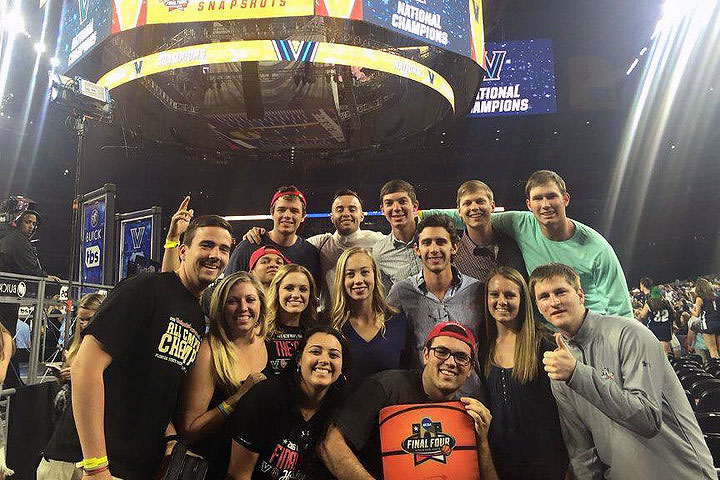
670, 355, 720, 469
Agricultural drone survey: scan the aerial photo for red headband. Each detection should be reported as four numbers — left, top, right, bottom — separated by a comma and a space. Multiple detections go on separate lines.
248, 246, 290, 271
270, 189, 306, 209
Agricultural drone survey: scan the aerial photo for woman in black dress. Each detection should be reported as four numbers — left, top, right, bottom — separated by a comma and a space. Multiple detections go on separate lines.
479, 266, 568, 480
226, 325, 350, 480
692, 277, 720, 358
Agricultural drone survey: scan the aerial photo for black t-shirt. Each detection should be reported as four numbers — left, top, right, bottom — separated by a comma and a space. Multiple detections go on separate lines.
332, 369, 432, 478
230, 377, 329, 480
224, 234, 321, 285
43, 272, 205, 480
266, 324, 304, 375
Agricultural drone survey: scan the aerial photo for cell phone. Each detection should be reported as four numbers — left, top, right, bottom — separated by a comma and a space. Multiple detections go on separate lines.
45, 362, 63, 372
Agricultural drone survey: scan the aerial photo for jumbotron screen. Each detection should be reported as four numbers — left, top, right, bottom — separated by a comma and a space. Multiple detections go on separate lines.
468, 38, 557, 117
58, 0, 485, 71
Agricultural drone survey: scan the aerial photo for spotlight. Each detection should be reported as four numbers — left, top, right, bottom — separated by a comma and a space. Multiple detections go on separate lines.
1, 8, 25, 36
34, 42, 46, 54
48, 72, 113, 123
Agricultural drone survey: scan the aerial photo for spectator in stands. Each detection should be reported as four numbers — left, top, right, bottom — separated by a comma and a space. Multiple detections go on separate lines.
224, 186, 321, 284
532, 263, 714, 479
49, 293, 105, 422
423, 170, 633, 317
265, 264, 319, 375
372, 180, 423, 292
0, 324, 12, 478
637, 286, 675, 355
685, 311, 711, 362
226, 325, 349, 480
39, 215, 232, 480
178, 272, 270, 479
330, 247, 407, 386
248, 246, 288, 291
454, 180, 526, 282
691, 277, 720, 358
10, 318, 29, 388
639, 277, 653, 302
243, 189, 384, 305
387, 214, 484, 398
56, 294, 105, 382
319, 321, 498, 480
479, 266, 567, 479
14, 319, 30, 359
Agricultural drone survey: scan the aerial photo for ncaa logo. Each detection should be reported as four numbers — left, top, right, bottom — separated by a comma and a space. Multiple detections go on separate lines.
17, 281, 26, 298
90, 209, 100, 228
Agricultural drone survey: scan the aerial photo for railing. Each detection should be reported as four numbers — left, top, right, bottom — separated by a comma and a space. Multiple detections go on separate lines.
0, 271, 113, 385
0, 388, 13, 454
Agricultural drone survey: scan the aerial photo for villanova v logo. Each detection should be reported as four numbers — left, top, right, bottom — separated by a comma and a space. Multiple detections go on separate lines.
271, 40, 319, 62
483, 50, 507, 81
130, 226, 145, 250
78, 0, 90, 23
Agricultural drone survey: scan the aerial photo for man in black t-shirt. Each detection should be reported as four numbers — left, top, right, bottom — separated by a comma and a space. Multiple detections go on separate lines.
39, 216, 233, 480
320, 322, 498, 480
224, 185, 321, 284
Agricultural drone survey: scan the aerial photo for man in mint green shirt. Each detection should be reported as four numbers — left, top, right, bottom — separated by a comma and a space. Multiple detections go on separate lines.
423, 170, 632, 318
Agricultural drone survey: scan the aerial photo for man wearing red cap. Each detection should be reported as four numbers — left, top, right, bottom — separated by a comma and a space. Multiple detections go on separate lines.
248, 246, 289, 290
224, 186, 321, 283
320, 321, 498, 480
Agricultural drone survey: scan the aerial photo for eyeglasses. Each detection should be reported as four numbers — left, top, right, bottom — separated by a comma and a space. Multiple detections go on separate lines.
428, 346, 472, 367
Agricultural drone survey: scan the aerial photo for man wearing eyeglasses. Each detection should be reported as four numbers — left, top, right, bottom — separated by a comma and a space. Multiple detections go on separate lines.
320, 321, 498, 480
386, 213, 483, 399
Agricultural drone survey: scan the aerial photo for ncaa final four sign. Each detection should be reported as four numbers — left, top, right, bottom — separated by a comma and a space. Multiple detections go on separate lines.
379, 402, 480, 479
469, 38, 557, 117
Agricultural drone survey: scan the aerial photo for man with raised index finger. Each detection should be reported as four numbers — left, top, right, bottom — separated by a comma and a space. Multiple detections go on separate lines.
531, 262, 715, 480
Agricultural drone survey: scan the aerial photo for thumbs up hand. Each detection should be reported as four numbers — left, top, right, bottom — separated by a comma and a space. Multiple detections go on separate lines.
542, 333, 577, 381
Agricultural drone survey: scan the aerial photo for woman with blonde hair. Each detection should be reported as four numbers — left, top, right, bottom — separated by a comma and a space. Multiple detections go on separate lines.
60, 293, 105, 379
37, 292, 105, 479
264, 263, 318, 375
692, 277, 720, 358
330, 247, 406, 385
479, 266, 567, 480
178, 272, 270, 479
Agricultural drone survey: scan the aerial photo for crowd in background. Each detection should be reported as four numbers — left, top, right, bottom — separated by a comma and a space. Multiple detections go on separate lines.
632, 274, 720, 360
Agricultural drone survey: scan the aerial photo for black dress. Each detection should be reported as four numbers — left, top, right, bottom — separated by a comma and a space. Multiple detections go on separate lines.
484, 340, 568, 480
195, 364, 273, 480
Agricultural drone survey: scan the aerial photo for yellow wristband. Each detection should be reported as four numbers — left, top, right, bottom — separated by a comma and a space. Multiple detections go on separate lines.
164, 240, 179, 249
76, 456, 108, 469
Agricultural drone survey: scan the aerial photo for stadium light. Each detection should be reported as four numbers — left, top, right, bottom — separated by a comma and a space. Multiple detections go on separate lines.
34, 42, 46, 54
1, 8, 25, 36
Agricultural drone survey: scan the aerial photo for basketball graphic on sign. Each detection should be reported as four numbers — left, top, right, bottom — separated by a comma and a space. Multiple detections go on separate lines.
379, 401, 480, 479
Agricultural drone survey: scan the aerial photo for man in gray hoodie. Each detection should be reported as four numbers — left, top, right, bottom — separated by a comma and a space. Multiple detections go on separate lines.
530, 262, 715, 479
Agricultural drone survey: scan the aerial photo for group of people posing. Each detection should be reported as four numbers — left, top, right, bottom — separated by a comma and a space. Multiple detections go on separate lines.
35, 170, 716, 479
